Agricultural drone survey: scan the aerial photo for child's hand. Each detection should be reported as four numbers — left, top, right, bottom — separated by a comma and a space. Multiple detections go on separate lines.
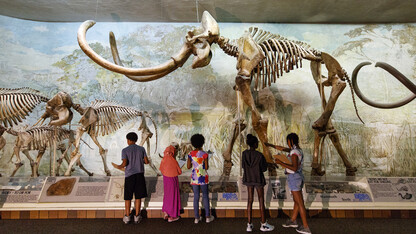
111, 162, 119, 169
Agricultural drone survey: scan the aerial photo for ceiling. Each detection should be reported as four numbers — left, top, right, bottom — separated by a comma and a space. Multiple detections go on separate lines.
0, 0, 415, 24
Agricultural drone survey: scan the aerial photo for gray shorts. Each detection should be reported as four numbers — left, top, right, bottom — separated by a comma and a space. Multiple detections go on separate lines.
287, 173, 304, 192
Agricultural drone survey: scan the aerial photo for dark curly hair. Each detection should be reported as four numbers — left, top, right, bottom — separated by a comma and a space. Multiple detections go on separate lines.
286, 133, 299, 145
246, 134, 258, 148
126, 132, 138, 142
190, 134, 205, 148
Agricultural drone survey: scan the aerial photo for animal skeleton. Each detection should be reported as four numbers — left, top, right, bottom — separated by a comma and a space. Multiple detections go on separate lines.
8, 126, 92, 177
0, 87, 49, 127
78, 11, 366, 176
65, 100, 159, 176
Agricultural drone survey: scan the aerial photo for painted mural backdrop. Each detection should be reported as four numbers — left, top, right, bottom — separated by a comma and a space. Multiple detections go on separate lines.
0, 15, 415, 177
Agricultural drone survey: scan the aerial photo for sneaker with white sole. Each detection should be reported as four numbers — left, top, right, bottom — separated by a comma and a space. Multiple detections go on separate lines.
296, 225, 312, 234
123, 215, 131, 224
206, 215, 215, 223
246, 223, 253, 232
260, 222, 274, 232
282, 219, 298, 228
194, 216, 202, 224
133, 215, 142, 224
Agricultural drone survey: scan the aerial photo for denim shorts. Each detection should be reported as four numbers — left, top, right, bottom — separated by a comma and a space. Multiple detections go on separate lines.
287, 173, 304, 192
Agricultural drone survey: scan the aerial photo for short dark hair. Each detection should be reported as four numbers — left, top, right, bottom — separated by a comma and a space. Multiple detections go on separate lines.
126, 132, 138, 142
246, 134, 258, 147
190, 134, 205, 148
286, 133, 299, 145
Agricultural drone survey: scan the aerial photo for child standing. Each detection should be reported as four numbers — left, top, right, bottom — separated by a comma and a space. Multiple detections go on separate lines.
242, 134, 274, 232
266, 133, 311, 234
159, 143, 182, 222
112, 132, 149, 224
187, 134, 215, 224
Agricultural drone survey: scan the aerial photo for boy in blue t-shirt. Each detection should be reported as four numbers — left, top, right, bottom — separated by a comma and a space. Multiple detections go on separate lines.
112, 132, 149, 224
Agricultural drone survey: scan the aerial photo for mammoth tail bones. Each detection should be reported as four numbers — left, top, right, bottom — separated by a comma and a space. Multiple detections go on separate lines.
77, 11, 414, 177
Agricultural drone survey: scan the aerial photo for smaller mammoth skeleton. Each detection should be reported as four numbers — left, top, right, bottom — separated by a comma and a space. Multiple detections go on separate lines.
8, 126, 92, 177
60, 100, 159, 176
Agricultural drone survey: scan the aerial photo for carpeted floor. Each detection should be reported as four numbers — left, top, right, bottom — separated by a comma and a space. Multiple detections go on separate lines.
1, 217, 415, 234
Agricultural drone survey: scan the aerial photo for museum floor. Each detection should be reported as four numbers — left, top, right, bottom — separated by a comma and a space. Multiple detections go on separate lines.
1, 217, 415, 234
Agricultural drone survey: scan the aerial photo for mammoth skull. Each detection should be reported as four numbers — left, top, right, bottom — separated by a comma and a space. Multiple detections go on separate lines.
77, 11, 220, 82
38, 92, 74, 126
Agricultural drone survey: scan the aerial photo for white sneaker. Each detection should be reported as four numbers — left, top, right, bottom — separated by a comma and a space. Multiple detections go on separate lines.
133, 215, 142, 224
123, 215, 131, 224
260, 222, 274, 232
247, 223, 253, 232
206, 215, 215, 223
194, 216, 202, 224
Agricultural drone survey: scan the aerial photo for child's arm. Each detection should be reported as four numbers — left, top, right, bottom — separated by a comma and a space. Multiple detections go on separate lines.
204, 157, 209, 170
112, 159, 127, 171
187, 156, 192, 169
265, 142, 290, 152
275, 153, 299, 172
144, 156, 149, 164
177, 161, 182, 175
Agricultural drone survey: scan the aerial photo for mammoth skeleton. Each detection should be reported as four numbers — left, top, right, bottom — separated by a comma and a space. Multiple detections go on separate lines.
63, 100, 159, 176
7, 126, 92, 177
1, 88, 159, 177
77, 11, 370, 176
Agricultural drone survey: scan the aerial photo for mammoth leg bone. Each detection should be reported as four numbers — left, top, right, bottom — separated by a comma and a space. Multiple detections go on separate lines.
89, 133, 111, 176
10, 145, 24, 177
235, 76, 276, 175
20, 149, 36, 177
222, 87, 246, 178
328, 134, 357, 176
312, 131, 326, 176
138, 118, 160, 176
310, 59, 356, 176
312, 53, 346, 130
66, 126, 87, 176
57, 144, 93, 176
32, 149, 45, 178
65, 151, 82, 176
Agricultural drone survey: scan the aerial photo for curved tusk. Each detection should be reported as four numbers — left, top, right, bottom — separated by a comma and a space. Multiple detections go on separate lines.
375, 62, 416, 94
109, 32, 182, 82
352, 62, 416, 109
78, 20, 192, 78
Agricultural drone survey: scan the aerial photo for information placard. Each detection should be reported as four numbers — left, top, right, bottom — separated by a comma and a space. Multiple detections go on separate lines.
367, 177, 416, 202
38, 176, 110, 203
304, 177, 372, 202
0, 177, 45, 203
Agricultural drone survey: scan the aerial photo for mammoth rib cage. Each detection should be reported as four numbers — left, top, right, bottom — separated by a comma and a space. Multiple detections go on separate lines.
0, 92, 48, 127
23, 127, 72, 150
87, 103, 143, 136
252, 38, 317, 90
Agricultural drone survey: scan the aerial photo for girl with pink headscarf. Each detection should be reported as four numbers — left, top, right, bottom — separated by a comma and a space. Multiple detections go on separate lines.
159, 144, 182, 222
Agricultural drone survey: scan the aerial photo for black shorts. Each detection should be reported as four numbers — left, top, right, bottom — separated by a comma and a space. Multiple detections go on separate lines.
124, 173, 147, 200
